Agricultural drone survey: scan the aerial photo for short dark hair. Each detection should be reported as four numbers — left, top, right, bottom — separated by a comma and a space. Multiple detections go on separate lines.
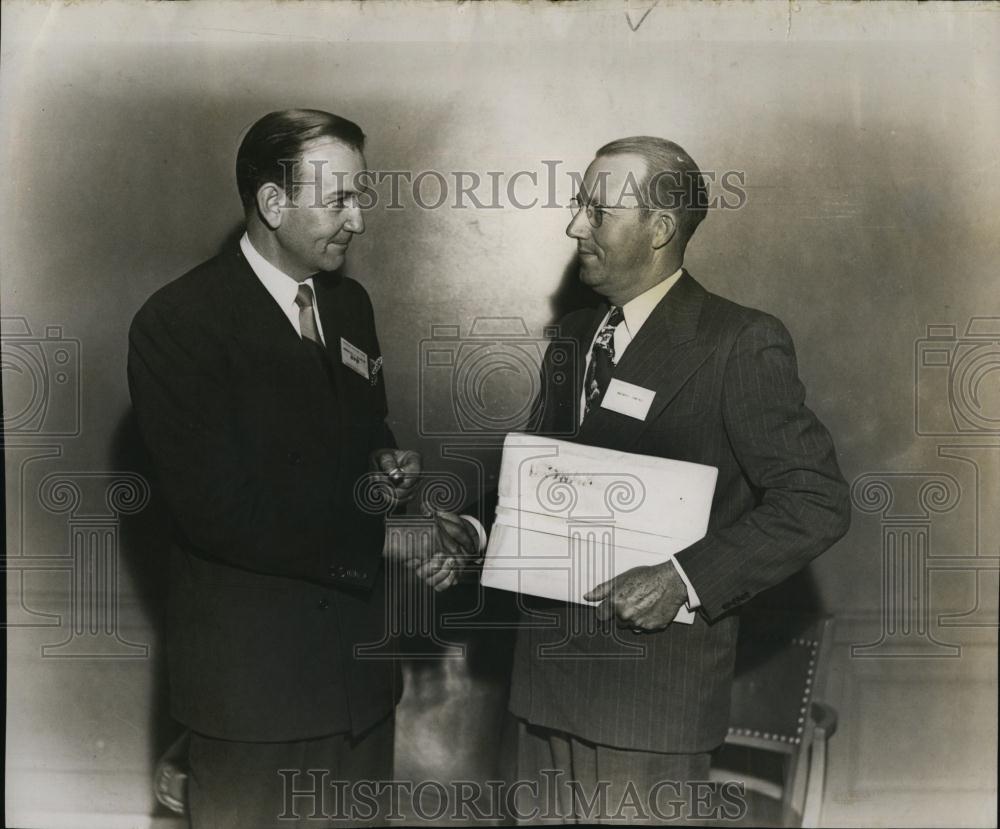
235, 109, 366, 208
596, 136, 708, 245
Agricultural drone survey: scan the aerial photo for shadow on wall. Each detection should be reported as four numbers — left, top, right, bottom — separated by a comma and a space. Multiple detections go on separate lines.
110, 410, 179, 779
110, 225, 244, 790
550, 257, 601, 321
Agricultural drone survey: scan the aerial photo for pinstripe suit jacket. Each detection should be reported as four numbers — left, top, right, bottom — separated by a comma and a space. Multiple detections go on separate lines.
507, 271, 850, 754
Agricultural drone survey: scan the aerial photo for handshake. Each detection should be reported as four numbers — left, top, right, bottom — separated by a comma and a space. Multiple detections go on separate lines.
370, 448, 483, 593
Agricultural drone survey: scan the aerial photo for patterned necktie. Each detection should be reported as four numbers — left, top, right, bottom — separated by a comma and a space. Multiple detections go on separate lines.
584, 305, 625, 418
294, 283, 322, 345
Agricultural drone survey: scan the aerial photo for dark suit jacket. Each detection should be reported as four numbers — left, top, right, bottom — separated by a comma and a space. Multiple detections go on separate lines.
128, 243, 400, 742
508, 271, 850, 754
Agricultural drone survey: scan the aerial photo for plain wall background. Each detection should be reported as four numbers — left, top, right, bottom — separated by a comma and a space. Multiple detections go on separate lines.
3, 2, 997, 826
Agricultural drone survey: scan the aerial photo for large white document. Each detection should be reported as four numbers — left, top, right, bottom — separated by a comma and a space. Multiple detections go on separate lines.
481, 433, 718, 623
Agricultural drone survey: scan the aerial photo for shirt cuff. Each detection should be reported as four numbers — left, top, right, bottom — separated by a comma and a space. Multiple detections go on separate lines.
670, 557, 701, 610
459, 514, 488, 558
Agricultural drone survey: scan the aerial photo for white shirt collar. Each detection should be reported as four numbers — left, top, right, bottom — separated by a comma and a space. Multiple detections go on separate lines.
619, 268, 684, 337
239, 232, 315, 307
239, 232, 325, 343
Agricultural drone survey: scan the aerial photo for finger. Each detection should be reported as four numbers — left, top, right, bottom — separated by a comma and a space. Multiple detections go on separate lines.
435, 527, 461, 557
611, 577, 644, 605
434, 569, 458, 592
392, 485, 416, 503
433, 514, 472, 555
615, 601, 637, 623
373, 450, 396, 474
415, 555, 445, 579
398, 450, 422, 474
434, 511, 466, 530
427, 558, 455, 588
584, 578, 616, 603
435, 513, 479, 555
395, 466, 418, 490
633, 615, 669, 632
595, 599, 615, 622
403, 547, 432, 565
629, 591, 660, 614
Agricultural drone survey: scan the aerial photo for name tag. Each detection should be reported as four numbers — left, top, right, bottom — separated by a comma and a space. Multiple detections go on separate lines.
340, 337, 370, 379
601, 378, 655, 420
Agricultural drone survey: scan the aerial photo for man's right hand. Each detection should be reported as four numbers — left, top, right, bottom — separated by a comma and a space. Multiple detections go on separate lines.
408, 511, 481, 592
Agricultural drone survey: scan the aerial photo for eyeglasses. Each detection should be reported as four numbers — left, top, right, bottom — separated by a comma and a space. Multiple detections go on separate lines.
568, 196, 645, 228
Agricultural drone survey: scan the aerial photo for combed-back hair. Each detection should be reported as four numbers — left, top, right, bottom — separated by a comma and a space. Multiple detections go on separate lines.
236, 109, 365, 207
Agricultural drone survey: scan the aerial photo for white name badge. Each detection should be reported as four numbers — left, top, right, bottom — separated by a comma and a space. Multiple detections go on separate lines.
340, 337, 370, 379
601, 378, 656, 420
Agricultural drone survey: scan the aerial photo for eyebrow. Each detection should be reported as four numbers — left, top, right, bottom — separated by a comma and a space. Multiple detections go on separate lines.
322, 184, 360, 202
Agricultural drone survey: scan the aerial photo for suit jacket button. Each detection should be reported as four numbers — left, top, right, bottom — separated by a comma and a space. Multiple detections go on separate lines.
287, 451, 301, 465
318, 598, 330, 610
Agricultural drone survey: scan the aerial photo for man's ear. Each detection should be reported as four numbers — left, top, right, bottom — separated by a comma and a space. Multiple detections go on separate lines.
651, 211, 677, 250
255, 182, 286, 230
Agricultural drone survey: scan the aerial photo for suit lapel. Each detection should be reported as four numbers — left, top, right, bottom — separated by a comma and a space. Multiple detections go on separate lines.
311, 271, 350, 367
311, 272, 355, 420
543, 307, 606, 437
576, 271, 715, 451
221, 245, 338, 394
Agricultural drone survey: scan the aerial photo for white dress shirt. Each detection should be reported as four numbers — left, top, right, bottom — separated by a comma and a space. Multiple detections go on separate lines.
578, 268, 684, 421
240, 233, 327, 345
576, 268, 701, 611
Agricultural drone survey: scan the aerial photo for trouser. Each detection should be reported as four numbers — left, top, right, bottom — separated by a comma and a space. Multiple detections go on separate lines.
187, 714, 394, 829
513, 719, 712, 825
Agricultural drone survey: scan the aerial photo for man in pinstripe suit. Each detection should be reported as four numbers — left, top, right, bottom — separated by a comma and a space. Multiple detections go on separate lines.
502, 137, 852, 823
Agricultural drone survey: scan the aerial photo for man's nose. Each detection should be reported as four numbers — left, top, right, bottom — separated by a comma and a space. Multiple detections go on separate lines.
345, 205, 365, 234
566, 207, 590, 240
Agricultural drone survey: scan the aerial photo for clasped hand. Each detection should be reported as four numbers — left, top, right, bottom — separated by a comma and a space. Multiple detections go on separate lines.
369, 448, 421, 508
407, 510, 480, 592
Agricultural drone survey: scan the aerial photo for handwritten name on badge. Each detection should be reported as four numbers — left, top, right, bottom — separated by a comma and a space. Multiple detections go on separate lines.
340, 337, 370, 379
601, 378, 656, 420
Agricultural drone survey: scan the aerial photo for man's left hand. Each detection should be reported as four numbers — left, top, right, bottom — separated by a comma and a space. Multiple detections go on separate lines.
407, 511, 481, 592
370, 448, 421, 507
584, 563, 688, 632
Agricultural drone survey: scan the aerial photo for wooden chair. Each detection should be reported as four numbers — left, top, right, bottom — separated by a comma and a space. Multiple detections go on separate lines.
709, 612, 838, 828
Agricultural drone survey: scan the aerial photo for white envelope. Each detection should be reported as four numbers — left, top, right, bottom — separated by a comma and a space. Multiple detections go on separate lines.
481, 433, 718, 623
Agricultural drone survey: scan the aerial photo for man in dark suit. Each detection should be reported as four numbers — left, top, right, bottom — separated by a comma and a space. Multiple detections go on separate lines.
475, 137, 852, 823
128, 109, 474, 828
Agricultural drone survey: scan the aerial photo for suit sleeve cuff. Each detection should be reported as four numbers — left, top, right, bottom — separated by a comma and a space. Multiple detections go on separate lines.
670, 557, 701, 610
460, 514, 488, 560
